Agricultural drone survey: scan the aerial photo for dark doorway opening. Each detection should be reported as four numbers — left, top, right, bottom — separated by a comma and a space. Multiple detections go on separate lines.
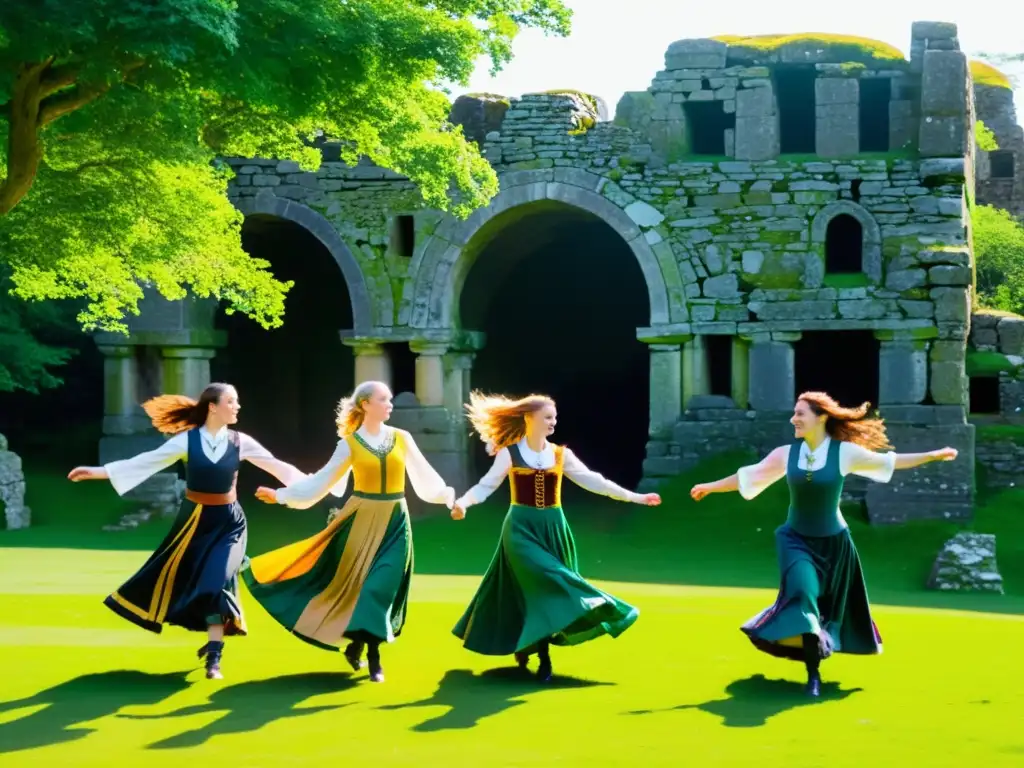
684, 101, 736, 155
969, 376, 1001, 414
775, 67, 817, 154
388, 343, 417, 398
461, 204, 650, 488
391, 215, 416, 258
795, 331, 880, 411
705, 335, 733, 397
990, 151, 1015, 179
213, 216, 354, 470
825, 214, 864, 274
859, 78, 891, 152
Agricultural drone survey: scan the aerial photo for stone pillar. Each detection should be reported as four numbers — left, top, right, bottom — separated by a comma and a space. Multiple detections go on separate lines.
748, 341, 795, 411
161, 347, 216, 396
410, 342, 447, 407
682, 336, 709, 408
648, 344, 683, 438
97, 344, 146, 436
877, 338, 929, 404
345, 340, 392, 388
918, 42, 969, 158
443, 352, 475, 416
731, 337, 750, 408
929, 339, 968, 406
815, 77, 859, 158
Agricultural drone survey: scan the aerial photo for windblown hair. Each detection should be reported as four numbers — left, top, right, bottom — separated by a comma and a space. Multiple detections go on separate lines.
798, 391, 893, 451
464, 390, 555, 452
335, 380, 385, 437
142, 383, 233, 435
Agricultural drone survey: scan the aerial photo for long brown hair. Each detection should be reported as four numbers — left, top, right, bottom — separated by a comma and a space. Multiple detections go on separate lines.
335, 380, 385, 437
142, 383, 233, 435
798, 391, 892, 451
464, 390, 554, 451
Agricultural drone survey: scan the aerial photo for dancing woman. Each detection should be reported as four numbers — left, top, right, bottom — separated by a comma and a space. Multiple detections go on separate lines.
689, 391, 957, 696
450, 391, 661, 682
242, 380, 455, 683
68, 383, 315, 679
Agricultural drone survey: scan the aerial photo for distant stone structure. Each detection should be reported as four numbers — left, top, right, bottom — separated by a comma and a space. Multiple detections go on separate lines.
0, 433, 30, 530
98, 21, 1023, 524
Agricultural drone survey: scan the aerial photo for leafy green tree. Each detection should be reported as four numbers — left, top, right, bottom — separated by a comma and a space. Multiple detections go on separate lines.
973, 204, 1024, 316
0, 1, 571, 332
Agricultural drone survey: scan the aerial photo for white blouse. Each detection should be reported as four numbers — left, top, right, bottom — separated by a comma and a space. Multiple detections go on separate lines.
275, 425, 455, 510
456, 438, 644, 509
736, 436, 896, 500
103, 426, 316, 497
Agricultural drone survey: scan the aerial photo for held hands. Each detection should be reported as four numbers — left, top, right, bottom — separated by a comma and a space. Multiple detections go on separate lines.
254, 486, 279, 504
689, 483, 713, 502
930, 447, 958, 462
67, 466, 102, 482
450, 503, 466, 520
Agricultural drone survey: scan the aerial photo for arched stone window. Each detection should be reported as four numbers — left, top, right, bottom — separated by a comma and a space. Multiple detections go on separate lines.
825, 214, 864, 274
810, 201, 882, 284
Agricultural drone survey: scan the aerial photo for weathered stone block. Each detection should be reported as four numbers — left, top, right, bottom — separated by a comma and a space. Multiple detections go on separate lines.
928, 265, 971, 286
886, 269, 927, 291
927, 533, 1003, 593
930, 359, 966, 404
919, 115, 967, 157
748, 342, 795, 410
816, 104, 860, 157
815, 78, 859, 105
736, 87, 775, 117
665, 39, 728, 70
703, 273, 739, 298
997, 317, 1024, 356
879, 341, 928, 404
932, 287, 970, 323
920, 50, 967, 116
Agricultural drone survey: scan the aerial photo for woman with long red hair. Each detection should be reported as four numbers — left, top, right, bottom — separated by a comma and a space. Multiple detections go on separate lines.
690, 391, 957, 696
68, 383, 320, 679
449, 391, 661, 682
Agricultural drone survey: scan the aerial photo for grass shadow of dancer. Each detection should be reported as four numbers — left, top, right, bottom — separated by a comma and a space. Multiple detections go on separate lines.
118, 671, 355, 749
379, 667, 614, 732
626, 674, 863, 728
0, 670, 191, 754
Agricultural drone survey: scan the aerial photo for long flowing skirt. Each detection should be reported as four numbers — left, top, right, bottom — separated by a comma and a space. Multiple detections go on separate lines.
741, 524, 882, 661
104, 500, 248, 635
453, 503, 639, 655
240, 493, 412, 650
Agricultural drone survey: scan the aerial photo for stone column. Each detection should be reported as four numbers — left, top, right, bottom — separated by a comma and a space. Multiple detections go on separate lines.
748, 341, 795, 411
161, 347, 216, 396
731, 337, 750, 408
682, 336, 709, 408
877, 338, 928, 404
345, 340, 392, 388
410, 342, 448, 407
648, 343, 683, 438
443, 352, 475, 416
97, 344, 143, 435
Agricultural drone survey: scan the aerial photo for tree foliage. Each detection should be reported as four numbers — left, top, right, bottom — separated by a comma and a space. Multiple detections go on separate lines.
973, 204, 1024, 316
0, 1, 572, 332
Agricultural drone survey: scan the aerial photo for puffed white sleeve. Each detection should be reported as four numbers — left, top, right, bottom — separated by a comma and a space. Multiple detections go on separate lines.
455, 448, 512, 509
563, 448, 644, 502
275, 439, 353, 510
103, 433, 188, 496
840, 441, 896, 483
238, 433, 310, 487
736, 445, 789, 500
401, 431, 455, 506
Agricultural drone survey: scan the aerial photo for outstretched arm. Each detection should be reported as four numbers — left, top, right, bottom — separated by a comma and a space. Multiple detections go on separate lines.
68, 434, 188, 496
563, 449, 659, 504
452, 448, 512, 516
239, 434, 312, 487
691, 445, 789, 502
402, 431, 455, 506
841, 442, 957, 482
258, 440, 353, 510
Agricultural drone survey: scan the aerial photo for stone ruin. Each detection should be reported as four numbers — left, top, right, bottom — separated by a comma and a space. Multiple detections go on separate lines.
927, 531, 1004, 593
89, 21, 1024, 528
0, 433, 30, 530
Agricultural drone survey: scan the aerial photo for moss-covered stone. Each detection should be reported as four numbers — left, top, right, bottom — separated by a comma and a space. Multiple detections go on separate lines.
969, 60, 1012, 90
967, 349, 1021, 377
713, 33, 907, 68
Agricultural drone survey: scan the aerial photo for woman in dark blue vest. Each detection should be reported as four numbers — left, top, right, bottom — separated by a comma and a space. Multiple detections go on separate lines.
690, 391, 957, 696
69, 383, 322, 679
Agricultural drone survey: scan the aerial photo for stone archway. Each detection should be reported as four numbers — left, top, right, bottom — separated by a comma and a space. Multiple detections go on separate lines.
400, 169, 684, 330
810, 200, 883, 284
235, 194, 375, 333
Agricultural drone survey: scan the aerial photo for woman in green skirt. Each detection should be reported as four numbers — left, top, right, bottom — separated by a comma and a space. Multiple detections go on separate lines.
690, 391, 958, 696
450, 391, 661, 682
244, 380, 455, 683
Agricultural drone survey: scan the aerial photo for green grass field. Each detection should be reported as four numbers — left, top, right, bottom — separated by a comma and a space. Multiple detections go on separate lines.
2, 454, 1023, 766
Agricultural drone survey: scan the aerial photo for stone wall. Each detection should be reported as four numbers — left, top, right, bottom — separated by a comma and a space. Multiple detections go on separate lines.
974, 79, 1024, 218
975, 431, 1024, 489
0, 434, 30, 529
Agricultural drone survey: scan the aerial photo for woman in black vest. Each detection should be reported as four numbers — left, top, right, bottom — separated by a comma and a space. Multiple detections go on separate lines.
68, 382, 322, 679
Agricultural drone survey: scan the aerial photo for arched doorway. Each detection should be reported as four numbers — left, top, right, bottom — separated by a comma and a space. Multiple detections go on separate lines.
460, 202, 651, 487
212, 215, 354, 468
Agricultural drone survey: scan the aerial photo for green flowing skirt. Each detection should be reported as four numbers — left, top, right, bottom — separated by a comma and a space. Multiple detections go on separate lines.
741, 523, 883, 661
240, 493, 412, 650
452, 503, 639, 655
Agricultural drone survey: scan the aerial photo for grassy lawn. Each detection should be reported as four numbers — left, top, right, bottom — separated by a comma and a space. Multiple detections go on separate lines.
2, 454, 1022, 765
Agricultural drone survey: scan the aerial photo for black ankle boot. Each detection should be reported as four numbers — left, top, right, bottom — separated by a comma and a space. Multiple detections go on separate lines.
198, 640, 225, 680
805, 669, 822, 697
344, 640, 366, 671
536, 643, 552, 683
514, 651, 530, 671
367, 643, 384, 683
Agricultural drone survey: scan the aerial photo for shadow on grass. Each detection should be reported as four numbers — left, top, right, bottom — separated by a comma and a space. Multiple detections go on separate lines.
0, 670, 191, 754
378, 667, 614, 731
626, 673, 863, 727
118, 671, 355, 749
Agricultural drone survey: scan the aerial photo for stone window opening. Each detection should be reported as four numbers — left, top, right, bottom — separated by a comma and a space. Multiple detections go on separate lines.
825, 213, 864, 274
683, 100, 735, 155
389, 342, 417, 397
969, 376, 1001, 414
859, 78, 891, 152
700, 76, 712, 91
850, 179, 863, 203
775, 66, 816, 154
795, 331, 880, 411
391, 214, 416, 258
704, 334, 733, 398
990, 150, 1015, 179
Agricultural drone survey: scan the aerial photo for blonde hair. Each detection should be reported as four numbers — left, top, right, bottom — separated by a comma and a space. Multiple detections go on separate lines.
464, 390, 555, 451
335, 380, 387, 437
798, 391, 893, 451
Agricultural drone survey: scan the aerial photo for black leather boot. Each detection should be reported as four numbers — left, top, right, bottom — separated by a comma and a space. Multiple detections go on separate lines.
344, 640, 366, 671
802, 633, 823, 697
367, 642, 384, 683
514, 651, 530, 670
197, 640, 225, 680
536, 642, 552, 683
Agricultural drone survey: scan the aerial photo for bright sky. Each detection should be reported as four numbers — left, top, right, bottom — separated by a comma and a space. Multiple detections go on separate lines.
449, 0, 1023, 123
